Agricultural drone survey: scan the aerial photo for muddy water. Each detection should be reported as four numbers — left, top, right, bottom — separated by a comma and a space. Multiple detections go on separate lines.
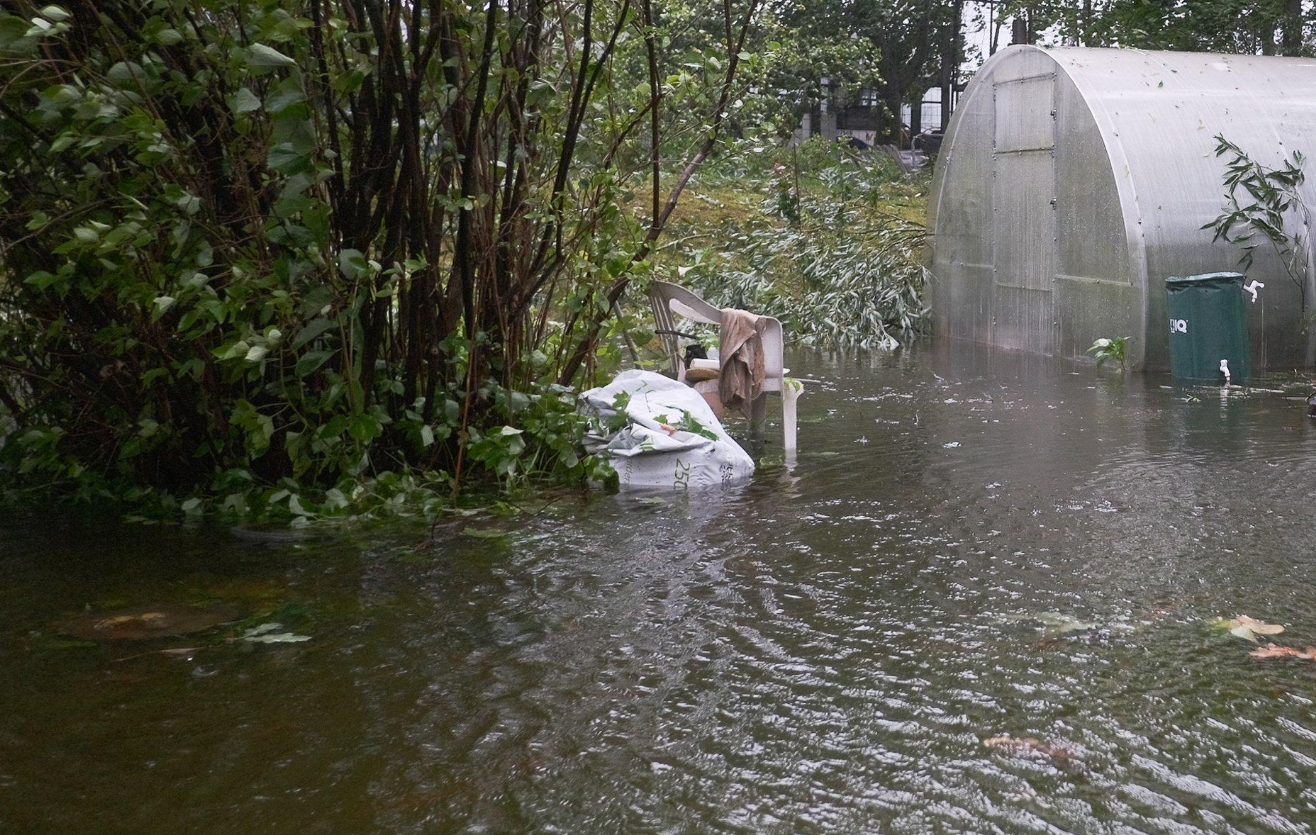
4, 341, 1316, 834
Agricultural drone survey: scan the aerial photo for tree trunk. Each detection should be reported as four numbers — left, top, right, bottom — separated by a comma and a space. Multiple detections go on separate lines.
1282, 0, 1303, 56
879, 87, 903, 144
1012, 17, 1027, 46
940, 0, 962, 132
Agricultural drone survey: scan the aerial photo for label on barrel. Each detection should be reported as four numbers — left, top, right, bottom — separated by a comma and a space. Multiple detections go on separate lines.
1169, 318, 1187, 334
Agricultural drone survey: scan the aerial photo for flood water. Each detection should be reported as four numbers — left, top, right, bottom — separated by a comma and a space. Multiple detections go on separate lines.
4, 341, 1316, 834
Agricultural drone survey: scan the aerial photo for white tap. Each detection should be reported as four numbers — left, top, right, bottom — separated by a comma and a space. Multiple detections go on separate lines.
1219, 359, 1231, 385
1244, 279, 1264, 303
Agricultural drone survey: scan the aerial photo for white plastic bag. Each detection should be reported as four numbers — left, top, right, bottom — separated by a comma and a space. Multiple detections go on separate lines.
580, 370, 755, 490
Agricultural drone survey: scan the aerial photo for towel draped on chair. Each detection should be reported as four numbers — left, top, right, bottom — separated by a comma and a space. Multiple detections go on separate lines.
718, 308, 767, 414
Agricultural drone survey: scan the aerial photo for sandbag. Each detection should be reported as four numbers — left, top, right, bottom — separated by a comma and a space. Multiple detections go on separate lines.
580, 370, 755, 490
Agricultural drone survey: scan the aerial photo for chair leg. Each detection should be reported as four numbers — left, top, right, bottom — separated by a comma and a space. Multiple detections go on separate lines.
782, 380, 801, 452
749, 393, 768, 439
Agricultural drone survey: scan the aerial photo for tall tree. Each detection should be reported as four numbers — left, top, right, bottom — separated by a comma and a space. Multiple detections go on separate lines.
851, 0, 959, 141
998, 0, 1311, 54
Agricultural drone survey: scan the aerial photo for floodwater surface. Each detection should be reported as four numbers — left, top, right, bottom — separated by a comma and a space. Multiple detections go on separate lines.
4, 341, 1316, 834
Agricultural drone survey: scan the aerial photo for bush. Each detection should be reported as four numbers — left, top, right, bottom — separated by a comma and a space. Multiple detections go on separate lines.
0, 0, 757, 519
668, 140, 928, 349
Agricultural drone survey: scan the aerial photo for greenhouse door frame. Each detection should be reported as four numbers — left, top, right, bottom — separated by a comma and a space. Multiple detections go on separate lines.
990, 72, 1057, 354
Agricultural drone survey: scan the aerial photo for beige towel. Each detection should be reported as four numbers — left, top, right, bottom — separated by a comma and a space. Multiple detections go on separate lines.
718, 308, 767, 414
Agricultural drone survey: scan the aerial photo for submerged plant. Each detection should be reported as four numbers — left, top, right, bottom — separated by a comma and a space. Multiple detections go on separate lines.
1087, 336, 1130, 370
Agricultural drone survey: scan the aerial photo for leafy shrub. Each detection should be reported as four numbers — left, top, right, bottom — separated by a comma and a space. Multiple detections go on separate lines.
0, 0, 755, 518
670, 141, 928, 349
1205, 134, 1312, 310
1087, 336, 1130, 370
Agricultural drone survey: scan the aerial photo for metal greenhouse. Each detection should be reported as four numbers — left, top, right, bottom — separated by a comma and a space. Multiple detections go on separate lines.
927, 45, 1316, 370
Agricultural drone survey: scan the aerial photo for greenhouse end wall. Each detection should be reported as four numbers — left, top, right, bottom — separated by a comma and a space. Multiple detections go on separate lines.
928, 45, 1316, 371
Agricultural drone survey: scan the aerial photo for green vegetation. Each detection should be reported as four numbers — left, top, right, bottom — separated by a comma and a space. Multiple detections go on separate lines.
656, 141, 929, 350
3, 0, 1303, 525
1087, 336, 1130, 370
996, 1, 1307, 56
0, 1, 938, 524
1206, 135, 1311, 311
0, 0, 761, 521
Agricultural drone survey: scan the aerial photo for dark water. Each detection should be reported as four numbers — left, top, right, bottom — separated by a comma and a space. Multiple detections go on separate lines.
5, 341, 1316, 835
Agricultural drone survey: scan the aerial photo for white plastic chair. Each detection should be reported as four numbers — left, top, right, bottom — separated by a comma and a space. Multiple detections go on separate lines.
649, 280, 801, 451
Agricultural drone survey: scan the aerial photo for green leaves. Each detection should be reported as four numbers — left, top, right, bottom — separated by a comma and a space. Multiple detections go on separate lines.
295, 349, 335, 378
675, 141, 927, 351
0, 0, 747, 521
1207, 135, 1310, 308
245, 43, 297, 72
1087, 336, 1130, 370
229, 88, 262, 115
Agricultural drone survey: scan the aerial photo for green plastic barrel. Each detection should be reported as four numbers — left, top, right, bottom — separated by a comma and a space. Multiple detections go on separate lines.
1165, 272, 1250, 384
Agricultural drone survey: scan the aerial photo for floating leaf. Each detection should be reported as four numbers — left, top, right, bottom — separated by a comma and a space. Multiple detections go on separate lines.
1250, 644, 1316, 660
61, 604, 240, 642
983, 735, 1076, 764
240, 622, 311, 644
245, 632, 311, 644
1234, 615, 1284, 636
1004, 612, 1096, 635
1207, 615, 1285, 643
1230, 625, 1259, 642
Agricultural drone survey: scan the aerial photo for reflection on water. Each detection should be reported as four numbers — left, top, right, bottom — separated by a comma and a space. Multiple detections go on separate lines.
4, 340, 1316, 835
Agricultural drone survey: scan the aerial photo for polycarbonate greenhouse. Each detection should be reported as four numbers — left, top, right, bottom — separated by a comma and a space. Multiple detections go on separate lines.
928, 45, 1316, 370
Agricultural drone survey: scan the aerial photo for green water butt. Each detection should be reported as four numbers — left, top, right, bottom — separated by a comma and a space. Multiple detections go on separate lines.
1165, 272, 1251, 384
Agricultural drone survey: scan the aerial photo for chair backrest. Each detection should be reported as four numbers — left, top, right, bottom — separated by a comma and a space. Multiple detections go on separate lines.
649, 280, 721, 376
648, 280, 785, 388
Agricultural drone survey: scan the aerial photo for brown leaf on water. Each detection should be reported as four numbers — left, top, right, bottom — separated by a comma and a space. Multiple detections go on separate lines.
1234, 615, 1285, 636
1250, 643, 1316, 660
61, 604, 240, 642
984, 735, 1036, 752
983, 735, 1074, 763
